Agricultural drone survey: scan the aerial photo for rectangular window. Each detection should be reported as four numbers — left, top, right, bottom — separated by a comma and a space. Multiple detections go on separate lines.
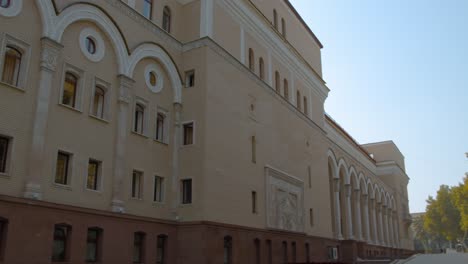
86, 228, 101, 262
155, 113, 166, 143
52, 224, 70, 262
183, 122, 194, 145
156, 235, 167, 264
143, 0, 152, 19
310, 208, 314, 227
153, 176, 164, 202
282, 241, 288, 264
87, 160, 101, 191
134, 103, 145, 135
181, 179, 192, 204
251, 136, 256, 164
0, 136, 9, 174
185, 70, 195, 88
291, 242, 296, 263
92, 85, 106, 119
0, 218, 8, 260
305, 243, 310, 263
1, 46, 22, 86
62, 72, 78, 108
132, 171, 143, 199
308, 166, 312, 188
266, 240, 272, 264
55, 152, 71, 185
133, 232, 145, 263
252, 191, 257, 214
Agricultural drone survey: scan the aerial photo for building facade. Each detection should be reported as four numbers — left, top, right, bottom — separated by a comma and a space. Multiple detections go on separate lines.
0, 0, 414, 263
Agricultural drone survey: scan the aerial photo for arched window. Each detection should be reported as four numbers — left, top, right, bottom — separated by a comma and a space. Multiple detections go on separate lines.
224, 236, 232, 264
254, 239, 260, 264
248, 49, 255, 71
266, 239, 272, 264
143, 0, 153, 19
1, 46, 22, 86
62, 73, 78, 107
282, 241, 288, 264
273, 9, 278, 29
162, 6, 171, 33
291, 242, 296, 263
157, 234, 167, 264
296, 90, 301, 110
283, 79, 289, 99
281, 18, 286, 38
303, 96, 308, 115
275, 71, 280, 93
0, 0, 10, 8
134, 103, 145, 134
259, 58, 265, 80
92, 86, 105, 119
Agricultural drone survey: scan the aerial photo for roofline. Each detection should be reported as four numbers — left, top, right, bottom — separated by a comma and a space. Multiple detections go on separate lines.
361, 140, 405, 160
325, 114, 376, 164
284, 0, 324, 49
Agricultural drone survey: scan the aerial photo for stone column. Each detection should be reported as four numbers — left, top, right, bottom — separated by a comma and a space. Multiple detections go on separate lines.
170, 102, 182, 219
363, 194, 371, 243
371, 198, 379, 245
345, 184, 354, 239
388, 210, 394, 247
333, 178, 344, 240
24, 37, 63, 200
378, 203, 384, 246
110, 75, 134, 213
354, 189, 363, 240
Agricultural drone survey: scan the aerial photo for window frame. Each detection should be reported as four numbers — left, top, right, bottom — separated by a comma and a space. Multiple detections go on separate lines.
89, 78, 111, 121
59, 64, 84, 111
52, 224, 71, 262
133, 232, 146, 264
0, 33, 31, 90
0, 217, 8, 261
143, 0, 153, 20
131, 170, 143, 199
155, 109, 169, 144
275, 71, 280, 93
182, 121, 195, 146
156, 234, 167, 264
223, 236, 232, 264
162, 6, 172, 33
153, 175, 165, 203
252, 191, 257, 214
283, 79, 289, 100
273, 9, 278, 29
86, 159, 102, 192
185, 70, 195, 88
248, 48, 255, 72
296, 90, 301, 110
54, 151, 72, 186
86, 227, 102, 263
133, 99, 149, 137
181, 178, 192, 204
259, 57, 265, 80
0, 135, 11, 175
282, 241, 288, 264
303, 96, 308, 115
281, 18, 286, 38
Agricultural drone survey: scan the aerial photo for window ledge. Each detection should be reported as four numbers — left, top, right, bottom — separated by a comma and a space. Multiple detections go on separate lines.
179, 203, 193, 208
0, 81, 25, 92
85, 188, 103, 195
180, 144, 195, 149
59, 103, 83, 113
152, 201, 165, 207
0, 173, 11, 179
89, 114, 110, 124
153, 139, 169, 146
52, 183, 72, 191
131, 131, 149, 139
129, 197, 144, 202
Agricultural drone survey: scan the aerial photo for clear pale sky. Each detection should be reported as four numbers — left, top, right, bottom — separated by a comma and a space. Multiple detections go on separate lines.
290, 0, 468, 213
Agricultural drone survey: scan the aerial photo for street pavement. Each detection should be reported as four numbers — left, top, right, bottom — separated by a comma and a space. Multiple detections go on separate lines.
405, 253, 468, 264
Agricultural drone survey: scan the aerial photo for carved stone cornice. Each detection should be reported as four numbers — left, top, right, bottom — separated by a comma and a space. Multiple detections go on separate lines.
40, 37, 63, 72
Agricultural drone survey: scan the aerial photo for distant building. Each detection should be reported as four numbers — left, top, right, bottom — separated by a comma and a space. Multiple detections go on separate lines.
0, 0, 413, 263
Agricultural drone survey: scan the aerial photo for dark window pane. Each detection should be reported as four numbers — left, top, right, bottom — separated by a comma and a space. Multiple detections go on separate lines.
55, 153, 70, 185
0, 137, 9, 173
87, 160, 99, 190
62, 73, 77, 107
182, 179, 192, 204
183, 123, 194, 145
1, 46, 21, 86
52, 225, 69, 262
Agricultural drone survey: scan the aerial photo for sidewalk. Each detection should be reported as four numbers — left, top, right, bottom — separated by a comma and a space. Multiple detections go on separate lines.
405, 253, 468, 264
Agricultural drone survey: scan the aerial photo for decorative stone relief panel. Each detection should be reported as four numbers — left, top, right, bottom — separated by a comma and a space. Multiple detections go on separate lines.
265, 166, 304, 233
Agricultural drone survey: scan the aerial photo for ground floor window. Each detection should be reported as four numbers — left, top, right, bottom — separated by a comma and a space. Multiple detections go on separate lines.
224, 236, 232, 264
133, 232, 145, 263
156, 234, 167, 264
86, 228, 102, 262
52, 224, 71, 262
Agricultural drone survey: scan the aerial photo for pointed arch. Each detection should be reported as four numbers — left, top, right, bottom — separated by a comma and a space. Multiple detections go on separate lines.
337, 159, 349, 184
348, 166, 358, 189
358, 173, 367, 194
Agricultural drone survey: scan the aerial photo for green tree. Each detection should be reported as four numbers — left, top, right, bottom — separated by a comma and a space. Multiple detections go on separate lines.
452, 175, 468, 246
424, 185, 461, 245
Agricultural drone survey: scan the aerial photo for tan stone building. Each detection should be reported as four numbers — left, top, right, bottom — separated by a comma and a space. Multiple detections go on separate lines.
0, 0, 414, 263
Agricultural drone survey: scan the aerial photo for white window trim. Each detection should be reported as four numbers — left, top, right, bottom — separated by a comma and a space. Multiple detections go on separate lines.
89, 77, 111, 122
144, 64, 164, 93
184, 70, 195, 88
0, 133, 13, 178
131, 169, 144, 200
52, 149, 74, 189
0, 33, 31, 90
152, 175, 165, 204
179, 178, 193, 206
85, 158, 103, 193
154, 107, 170, 144
59, 63, 85, 112
181, 120, 196, 147
132, 97, 149, 137
79, 27, 105, 63
0, 0, 22, 17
